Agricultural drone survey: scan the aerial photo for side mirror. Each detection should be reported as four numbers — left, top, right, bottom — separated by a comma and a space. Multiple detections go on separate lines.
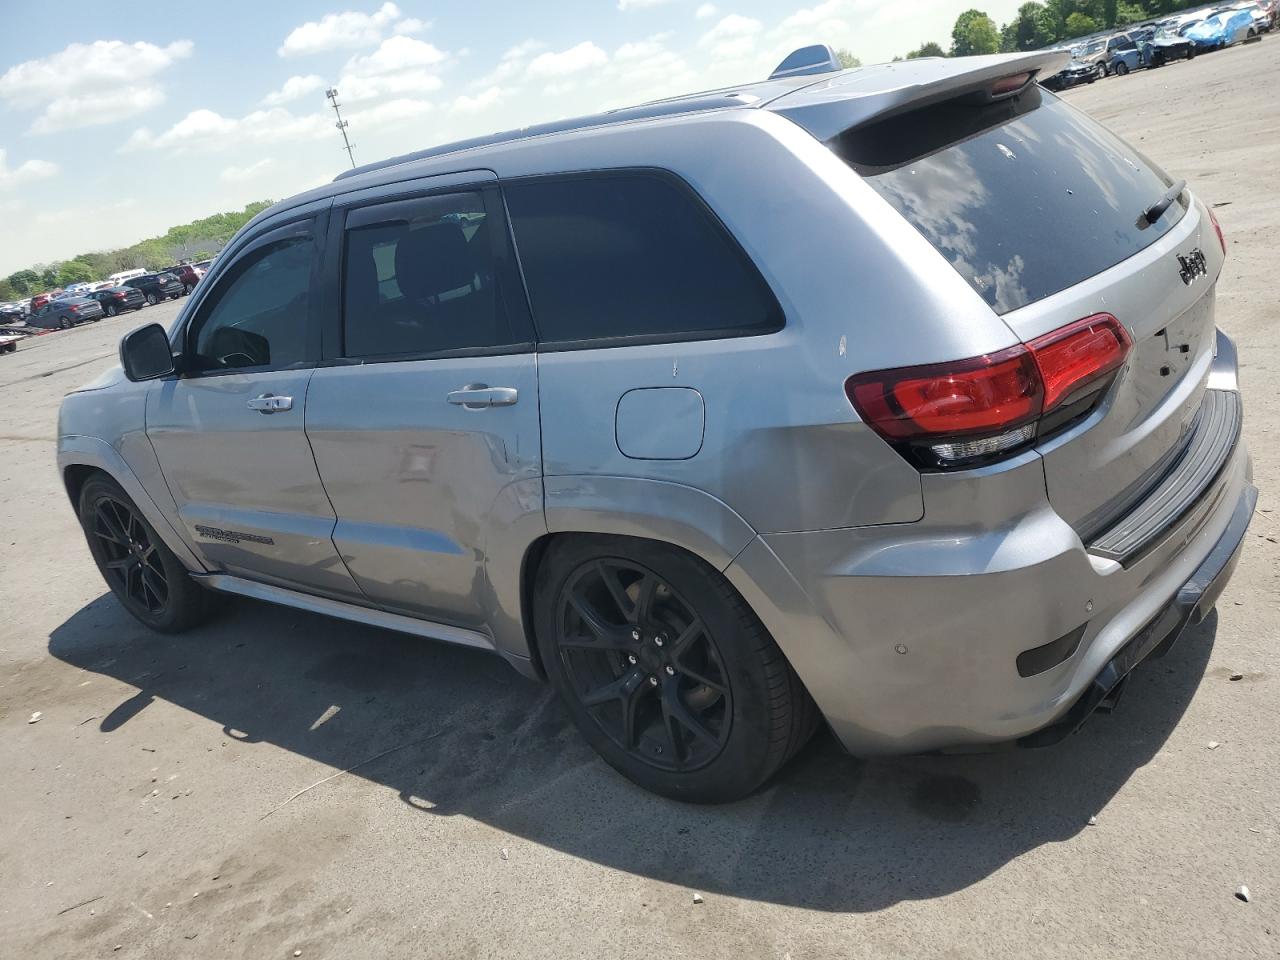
120, 323, 176, 382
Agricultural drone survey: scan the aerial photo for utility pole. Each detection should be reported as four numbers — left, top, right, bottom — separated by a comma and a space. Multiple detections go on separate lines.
326, 87, 356, 169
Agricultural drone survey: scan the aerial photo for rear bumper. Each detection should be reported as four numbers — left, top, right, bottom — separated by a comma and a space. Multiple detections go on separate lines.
725, 383, 1255, 756
1018, 479, 1255, 746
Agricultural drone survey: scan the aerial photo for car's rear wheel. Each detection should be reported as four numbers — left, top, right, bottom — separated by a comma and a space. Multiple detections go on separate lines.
78, 475, 215, 632
183, 283, 193, 295
105, 303, 118, 317
534, 536, 817, 803
1115, 61, 1130, 76
145, 292, 158, 306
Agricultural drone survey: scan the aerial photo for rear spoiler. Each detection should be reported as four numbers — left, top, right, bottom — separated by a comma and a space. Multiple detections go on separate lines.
767, 50, 1071, 141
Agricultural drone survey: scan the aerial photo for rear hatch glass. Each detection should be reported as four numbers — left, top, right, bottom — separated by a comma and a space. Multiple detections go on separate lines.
832, 86, 1187, 314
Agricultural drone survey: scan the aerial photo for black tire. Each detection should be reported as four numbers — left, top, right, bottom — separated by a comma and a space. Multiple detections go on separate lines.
78, 474, 215, 633
59, 316, 73, 329
105, 303, 118, 317
1115, 62, 1129, 76
183, 283, 193, 295
534, 535, 817, 803
146, 292, 158, 306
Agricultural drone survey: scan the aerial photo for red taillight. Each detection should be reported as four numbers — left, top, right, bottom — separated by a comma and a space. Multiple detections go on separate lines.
845, 313, 1131, 468
69, 305, 79, 312
847, 346, 1041, 441
113, 291, 126, 299
1208, 207, 1227, 256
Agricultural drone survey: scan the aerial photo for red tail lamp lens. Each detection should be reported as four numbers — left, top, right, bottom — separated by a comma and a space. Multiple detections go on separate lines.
1030, 314, 1132, 412
1208, 207, 1226, 256
846, 346, 1042, 441
991, 72, 1033, 96
845, 314, 1132, 468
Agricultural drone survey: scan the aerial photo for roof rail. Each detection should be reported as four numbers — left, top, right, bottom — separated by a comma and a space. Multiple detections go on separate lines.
768, 44, 843, 80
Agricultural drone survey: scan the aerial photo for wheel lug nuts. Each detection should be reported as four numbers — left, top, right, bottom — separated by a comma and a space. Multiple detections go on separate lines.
665, 665, 675, 676
631, 629, 641, 641
654, 635, 665, 647
628, 655, 637, 665
648, 676, 659, 687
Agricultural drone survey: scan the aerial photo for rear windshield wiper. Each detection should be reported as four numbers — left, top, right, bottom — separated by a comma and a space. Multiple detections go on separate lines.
1140, 178, 1186, 228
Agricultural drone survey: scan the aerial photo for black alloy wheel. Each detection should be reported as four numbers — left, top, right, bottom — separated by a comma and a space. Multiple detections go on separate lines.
91, 494, 170, 615
146, 292, 158, 306
555, 558, 734, 771
59, 316, 73, 329
105, 303, 118, 317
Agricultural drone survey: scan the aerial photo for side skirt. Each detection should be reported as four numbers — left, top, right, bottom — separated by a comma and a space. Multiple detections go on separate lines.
192, 573, 496, 652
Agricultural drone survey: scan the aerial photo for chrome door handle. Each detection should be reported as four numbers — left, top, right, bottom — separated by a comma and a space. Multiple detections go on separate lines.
246, 393, 293, 414
447, 385, 518, 409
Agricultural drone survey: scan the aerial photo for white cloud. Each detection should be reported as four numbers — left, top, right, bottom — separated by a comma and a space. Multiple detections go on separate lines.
333, 36, 449, 103
262, 74, 326, 107
780, 0, 852, 29
472, 39, 544, 88
220, 158, 275, 182
0, 40, 192, 134
695, 3, 719, 18
124, 107, 330, 153
31, 85, 166, 135
450, 86, 503, 114
0, 149, 58, 190
278, 2, 404, 56
393, 17, 430, 35
698, 14, 763, 60
526, 42, 608, 79
350, 97, 433, 131
344, 35, 447, 76
617, 0, 674, 8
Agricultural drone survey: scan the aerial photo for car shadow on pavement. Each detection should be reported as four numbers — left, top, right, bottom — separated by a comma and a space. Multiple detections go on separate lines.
50, 592, 1217, 913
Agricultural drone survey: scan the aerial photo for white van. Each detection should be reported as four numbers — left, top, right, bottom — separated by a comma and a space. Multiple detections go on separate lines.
107, 268, 148, 286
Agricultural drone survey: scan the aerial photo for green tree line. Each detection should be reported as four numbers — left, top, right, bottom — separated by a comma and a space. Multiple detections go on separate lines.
0, 200, 273, 301
897, 0, 1213, 60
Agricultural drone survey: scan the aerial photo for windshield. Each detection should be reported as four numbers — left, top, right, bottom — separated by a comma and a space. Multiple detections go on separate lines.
1084, 40, 1105, 53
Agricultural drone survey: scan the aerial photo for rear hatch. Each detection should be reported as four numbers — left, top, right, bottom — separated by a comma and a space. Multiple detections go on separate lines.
773, 55, 1224, 538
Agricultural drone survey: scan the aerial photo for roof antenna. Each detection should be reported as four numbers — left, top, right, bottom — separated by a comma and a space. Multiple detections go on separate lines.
768, 43, 843, 80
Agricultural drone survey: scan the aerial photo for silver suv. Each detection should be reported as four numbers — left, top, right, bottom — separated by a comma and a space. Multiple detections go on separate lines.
58, 50, 1254, 802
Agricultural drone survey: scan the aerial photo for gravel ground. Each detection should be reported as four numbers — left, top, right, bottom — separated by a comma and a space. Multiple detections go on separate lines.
1, 40, 1277, 960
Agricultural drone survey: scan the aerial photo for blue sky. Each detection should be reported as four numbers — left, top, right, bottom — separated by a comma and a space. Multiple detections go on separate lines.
0, 0, 1027, 275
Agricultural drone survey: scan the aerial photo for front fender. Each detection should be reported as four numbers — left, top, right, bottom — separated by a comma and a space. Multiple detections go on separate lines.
58, 435, 206, 573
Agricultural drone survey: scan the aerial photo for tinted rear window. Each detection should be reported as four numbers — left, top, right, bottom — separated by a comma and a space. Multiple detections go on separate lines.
834, 87, 1186, 314
504, 172, 783, 346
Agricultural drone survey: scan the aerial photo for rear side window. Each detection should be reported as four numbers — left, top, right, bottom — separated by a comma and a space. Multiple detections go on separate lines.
504, 172, 783, 346
834, 87, 1187, 314
341, 191, 518, 359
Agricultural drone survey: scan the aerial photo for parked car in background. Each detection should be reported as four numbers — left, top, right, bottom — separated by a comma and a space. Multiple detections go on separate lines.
1105, 33, 1146, 74
108, 268, 148, 286
1145, 23, 1198, 64
28, 296, 103, 329
191, 258, 216, 275
163, 264, 204, 294
1041, 57, 1101, 89
86, 286, 146, 317
1185, 9, 1260, 48
61, 282, 94, 297
0, 302, 27, 324
1230, 1, 1274, 31
29, 293, 54, 311
123, 272, 184, 305
1075, 37, 1109, 72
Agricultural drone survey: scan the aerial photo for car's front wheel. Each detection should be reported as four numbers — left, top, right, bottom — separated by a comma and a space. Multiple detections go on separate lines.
105, 303, 118, 317
183, 283, 193, 295
534, 536, 817, 803
1115, 61, 1130, 76
78, 474, 215, 632
145, 292, 158, 306
59, 316, 73, 329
